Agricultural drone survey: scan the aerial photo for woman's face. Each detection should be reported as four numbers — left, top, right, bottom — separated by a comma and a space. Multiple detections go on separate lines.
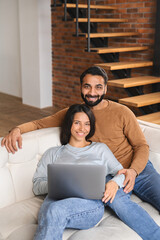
70, 112, 91, 142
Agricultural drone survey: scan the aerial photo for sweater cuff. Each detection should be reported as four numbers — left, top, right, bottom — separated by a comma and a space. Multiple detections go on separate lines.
111, 174, 125, 188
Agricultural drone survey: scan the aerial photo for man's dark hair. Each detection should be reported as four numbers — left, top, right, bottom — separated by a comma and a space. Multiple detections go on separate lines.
80, 66, 108, 85
60, 104, 95, 145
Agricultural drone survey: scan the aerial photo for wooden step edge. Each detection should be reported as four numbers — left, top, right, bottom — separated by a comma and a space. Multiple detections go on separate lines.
118, 92, 160, 107
90, 46, 148, 54
85, 32, 139, 38
64, 3, 117, 10
107, 76, 160, 88
137, 112, 160, 125
95, 61, 153, 70
74, 18, 128, 23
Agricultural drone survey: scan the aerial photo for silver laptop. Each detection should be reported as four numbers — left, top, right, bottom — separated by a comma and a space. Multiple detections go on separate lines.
48, 164, 106, 200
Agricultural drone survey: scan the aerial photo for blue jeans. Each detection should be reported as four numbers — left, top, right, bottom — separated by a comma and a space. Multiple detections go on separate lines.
34, 197, 104, 240
106, 160, 160, 240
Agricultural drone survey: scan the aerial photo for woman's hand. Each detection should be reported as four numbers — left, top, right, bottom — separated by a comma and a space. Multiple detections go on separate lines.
102, 181, 119, 204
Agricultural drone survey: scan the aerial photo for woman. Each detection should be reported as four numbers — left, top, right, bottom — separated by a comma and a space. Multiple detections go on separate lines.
33, 104, 124, 240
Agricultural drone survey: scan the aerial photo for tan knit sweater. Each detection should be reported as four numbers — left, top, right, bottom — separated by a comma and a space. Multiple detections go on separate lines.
18, 101, 149, 175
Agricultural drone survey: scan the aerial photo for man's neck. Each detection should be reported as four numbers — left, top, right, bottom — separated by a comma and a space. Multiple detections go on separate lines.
91, 100, 109, 110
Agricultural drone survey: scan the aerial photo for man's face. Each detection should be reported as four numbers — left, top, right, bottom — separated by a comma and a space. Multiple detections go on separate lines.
81, 74, 107, 107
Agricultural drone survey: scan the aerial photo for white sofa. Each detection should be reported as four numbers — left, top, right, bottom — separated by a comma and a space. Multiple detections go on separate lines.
0, 120, 160, 240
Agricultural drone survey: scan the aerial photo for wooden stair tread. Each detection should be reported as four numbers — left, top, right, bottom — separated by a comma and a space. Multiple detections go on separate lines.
65, 3, 117, 10
90, 46, 148, 54
107, 76, 160, 88
74, 18, 128, 23
95, 61, 153, 70
137, 112, 160, 125
119, 92, 160, 107
86, 32, 139, 38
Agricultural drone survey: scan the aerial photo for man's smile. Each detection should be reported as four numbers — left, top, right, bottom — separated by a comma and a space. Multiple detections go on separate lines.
86, 95, 99, 101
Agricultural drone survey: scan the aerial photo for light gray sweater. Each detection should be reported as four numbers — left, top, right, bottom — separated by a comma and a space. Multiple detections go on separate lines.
33, 142, 125, 195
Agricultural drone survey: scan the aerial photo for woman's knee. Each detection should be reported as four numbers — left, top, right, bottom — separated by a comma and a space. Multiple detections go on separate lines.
85, 206, 104, 229
67, 200, 104, 230
38, 199, 62, 224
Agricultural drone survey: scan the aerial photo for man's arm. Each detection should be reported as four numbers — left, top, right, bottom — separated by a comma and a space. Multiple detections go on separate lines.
1, 108, 68, 153
119, 106, 149, 193
123, 107, 149, 175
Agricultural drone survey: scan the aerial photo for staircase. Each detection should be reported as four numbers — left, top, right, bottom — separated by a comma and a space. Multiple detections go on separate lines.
53, 0, 160, 125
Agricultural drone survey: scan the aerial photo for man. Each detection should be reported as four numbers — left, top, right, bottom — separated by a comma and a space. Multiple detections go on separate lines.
1, 66, 160, 239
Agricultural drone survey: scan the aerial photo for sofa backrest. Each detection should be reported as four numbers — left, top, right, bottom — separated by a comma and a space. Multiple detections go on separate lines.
0, 120, 160, 209
0, 127, 61, 208
137, 120, 160, 174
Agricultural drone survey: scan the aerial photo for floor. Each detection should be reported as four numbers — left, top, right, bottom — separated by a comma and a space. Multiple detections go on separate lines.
0, 92, 61, 137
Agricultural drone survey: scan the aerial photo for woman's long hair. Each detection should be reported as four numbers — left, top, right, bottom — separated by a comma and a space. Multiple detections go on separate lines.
60, 104, 95, 145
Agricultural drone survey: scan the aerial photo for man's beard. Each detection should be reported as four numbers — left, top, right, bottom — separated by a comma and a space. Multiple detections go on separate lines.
81, 93, 105, 107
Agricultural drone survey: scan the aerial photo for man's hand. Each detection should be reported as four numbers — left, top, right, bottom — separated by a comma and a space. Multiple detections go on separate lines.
1, 127, 22, 154
102, 181, 119, 204
118, 168, 137, 194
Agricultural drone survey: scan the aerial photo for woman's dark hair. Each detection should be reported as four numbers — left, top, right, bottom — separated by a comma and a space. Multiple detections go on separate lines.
60, 104, 95, 145
80, 66, 108, 85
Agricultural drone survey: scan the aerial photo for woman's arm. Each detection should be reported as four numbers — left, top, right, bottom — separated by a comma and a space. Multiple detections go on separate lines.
102, 143, 125, 188
32, 147, 60, 195
102, 144, 125, 203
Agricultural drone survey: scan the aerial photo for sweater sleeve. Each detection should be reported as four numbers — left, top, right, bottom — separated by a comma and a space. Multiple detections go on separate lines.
17, 108, 68, 134
123, 107, 149, 175
32, 147, 59, 195
101, 144, 125, 188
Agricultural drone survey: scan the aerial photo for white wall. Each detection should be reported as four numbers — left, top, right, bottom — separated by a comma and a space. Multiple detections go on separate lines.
0, 0, 21, 97
0, 0, 52, 108
19, 0, 52, 108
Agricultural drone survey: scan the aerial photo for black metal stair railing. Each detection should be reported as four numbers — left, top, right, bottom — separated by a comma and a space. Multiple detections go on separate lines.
87, 0, 91, 52
76, 0, 79, 36
54, 0, 137, 79
63, 0, 91, 51
52, 0, 160, 114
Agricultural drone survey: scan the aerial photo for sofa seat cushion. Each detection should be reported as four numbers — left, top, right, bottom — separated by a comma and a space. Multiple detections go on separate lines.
0, 197, 44, 240
1, 193, 160, 240
6, 224, 37, 240
0, 195, 77, 240
68, 218, 141, 240
65, 201, 160, 240
2, 194, 160, 240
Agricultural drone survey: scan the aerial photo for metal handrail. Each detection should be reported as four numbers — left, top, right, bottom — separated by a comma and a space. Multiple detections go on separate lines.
76, 0, 79, 36
87, 0, 91, 52
64, 0, 67, 21
76, 0, 91, 51
56, 0, 91, 51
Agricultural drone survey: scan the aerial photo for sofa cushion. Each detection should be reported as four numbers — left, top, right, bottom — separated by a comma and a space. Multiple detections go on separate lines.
0, 167, 16, 208
2, 193, 159, 240
68, 218, 141, 240
0, 197, 43, 240
138, 120, 160, 174
6, 225, 37, 240
8, 155, 40, 202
